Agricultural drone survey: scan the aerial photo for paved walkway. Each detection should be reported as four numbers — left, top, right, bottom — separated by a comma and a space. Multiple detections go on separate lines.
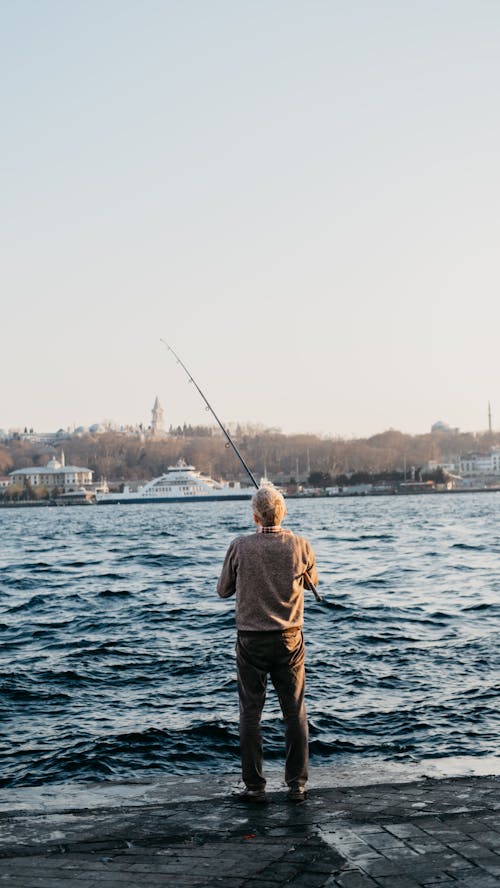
1, 764, 500, 887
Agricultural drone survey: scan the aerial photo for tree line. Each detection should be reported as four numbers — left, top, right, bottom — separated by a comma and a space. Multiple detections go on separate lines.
1, 425, 498, 494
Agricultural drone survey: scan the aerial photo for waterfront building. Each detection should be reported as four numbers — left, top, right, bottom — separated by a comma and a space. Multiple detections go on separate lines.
9, 452, 93, 494
458, 447, 500, 477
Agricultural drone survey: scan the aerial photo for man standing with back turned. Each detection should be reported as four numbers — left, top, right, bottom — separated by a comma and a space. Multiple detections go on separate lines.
217, 486, 318, 803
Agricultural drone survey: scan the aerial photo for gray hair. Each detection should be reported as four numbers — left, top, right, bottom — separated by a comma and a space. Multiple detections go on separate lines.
252, 485, 286, 526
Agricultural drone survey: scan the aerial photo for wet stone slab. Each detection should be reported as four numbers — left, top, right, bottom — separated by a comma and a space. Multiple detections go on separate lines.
1, 771, 500, 886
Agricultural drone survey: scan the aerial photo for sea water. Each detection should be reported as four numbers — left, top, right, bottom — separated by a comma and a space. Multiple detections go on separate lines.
1, 493, 499, 787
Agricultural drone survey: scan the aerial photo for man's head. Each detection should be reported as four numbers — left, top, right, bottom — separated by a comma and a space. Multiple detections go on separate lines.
252, 485, 286, 527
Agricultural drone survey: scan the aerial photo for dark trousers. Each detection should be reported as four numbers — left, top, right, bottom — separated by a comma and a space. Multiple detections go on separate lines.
236, 628, 308, 790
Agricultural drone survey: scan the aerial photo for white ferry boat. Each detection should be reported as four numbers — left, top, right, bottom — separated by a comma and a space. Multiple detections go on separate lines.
95, 460, 253, 505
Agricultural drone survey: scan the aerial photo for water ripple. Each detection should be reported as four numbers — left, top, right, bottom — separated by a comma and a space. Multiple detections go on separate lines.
0, 492, 499, 786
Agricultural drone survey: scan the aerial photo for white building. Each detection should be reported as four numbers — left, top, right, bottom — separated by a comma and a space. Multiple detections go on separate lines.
9, 453, 93, 493
458, 447, 500, 477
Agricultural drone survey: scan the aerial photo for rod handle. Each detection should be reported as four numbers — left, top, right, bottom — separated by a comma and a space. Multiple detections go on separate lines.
304, 572, 322, 602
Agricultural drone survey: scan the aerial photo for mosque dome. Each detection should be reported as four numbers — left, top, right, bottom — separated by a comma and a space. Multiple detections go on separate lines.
431, 420, 451, 433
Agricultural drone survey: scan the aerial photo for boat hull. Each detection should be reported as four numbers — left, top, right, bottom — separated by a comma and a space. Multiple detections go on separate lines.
96, 492, 253, 505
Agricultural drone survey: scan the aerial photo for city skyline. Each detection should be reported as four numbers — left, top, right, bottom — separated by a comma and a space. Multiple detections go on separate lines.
1, 395, 496, 441
1, 2, 499, 437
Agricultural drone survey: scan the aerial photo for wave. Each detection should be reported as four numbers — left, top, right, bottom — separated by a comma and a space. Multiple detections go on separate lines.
1, 493, 499, 787
451, 543, 487, 551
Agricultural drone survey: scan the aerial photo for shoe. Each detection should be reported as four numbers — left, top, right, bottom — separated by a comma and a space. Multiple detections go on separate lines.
287, 785, 308, 803
237, 787, 268, 804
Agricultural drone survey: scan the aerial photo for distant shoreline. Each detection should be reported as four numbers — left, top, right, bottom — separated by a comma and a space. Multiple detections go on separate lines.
0, 486, 499, 509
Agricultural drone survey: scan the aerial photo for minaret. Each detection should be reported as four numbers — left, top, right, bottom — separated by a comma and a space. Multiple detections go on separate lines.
151, 397, 165, 436
488, 401, 492, 434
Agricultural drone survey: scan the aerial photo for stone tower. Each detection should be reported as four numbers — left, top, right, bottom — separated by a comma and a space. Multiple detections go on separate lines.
151, 396, 165, 436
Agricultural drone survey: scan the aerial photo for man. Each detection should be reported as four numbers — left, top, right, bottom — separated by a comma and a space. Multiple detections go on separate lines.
217, 485, 318, 803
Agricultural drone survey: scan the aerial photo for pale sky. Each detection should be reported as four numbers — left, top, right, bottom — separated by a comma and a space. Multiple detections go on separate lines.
1, 1, 498, 438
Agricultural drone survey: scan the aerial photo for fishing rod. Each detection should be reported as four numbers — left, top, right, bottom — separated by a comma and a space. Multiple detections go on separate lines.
160, 339, 259, 487
161, 340, 322, 602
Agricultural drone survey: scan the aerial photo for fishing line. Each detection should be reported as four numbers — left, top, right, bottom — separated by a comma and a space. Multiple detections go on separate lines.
161, 339, 322, 602
160, 339, 259, 486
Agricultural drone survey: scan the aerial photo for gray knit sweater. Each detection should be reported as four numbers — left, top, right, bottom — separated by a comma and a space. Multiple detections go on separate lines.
217, 529, 318, 631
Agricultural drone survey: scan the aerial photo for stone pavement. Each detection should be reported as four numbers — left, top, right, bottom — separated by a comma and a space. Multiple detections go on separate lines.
1, 763, 500, 887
